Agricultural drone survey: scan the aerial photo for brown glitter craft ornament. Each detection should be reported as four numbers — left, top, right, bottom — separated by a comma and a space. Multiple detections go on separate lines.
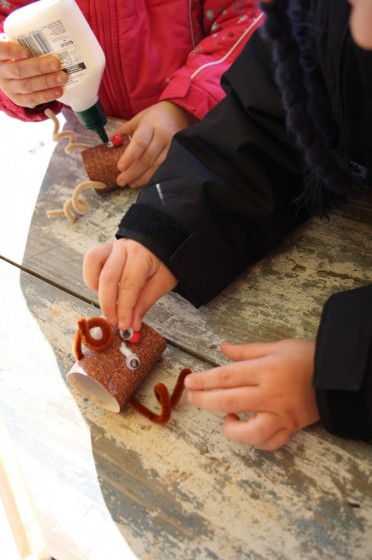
81, 138, 130, 195
67, 316, 191, 424
45, 109, 130, 222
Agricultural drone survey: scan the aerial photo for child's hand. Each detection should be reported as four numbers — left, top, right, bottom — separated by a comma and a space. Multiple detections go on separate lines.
185, 339, 320, 451
83, 238, 177, 331
0, 40, 67, 108
349, 0, 372, 49
115, 101, 198, 188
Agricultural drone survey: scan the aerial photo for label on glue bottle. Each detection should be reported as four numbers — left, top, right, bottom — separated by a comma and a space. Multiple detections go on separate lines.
15, 19, 87, 91
5, 0, 108, 141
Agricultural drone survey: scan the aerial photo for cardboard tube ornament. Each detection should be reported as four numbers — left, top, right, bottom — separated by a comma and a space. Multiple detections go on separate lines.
81, 140, 130, 194
45, 109, 131, 222
67, 317, 190, 424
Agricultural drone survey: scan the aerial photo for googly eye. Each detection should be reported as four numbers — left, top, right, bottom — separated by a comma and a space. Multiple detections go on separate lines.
126, 354, 140, 370
119, 327, 142, 344
120, 328, 134, 341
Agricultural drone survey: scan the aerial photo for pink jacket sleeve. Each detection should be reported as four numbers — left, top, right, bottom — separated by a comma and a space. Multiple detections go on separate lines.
0, 8, 62, 122
159, 1, 264, 120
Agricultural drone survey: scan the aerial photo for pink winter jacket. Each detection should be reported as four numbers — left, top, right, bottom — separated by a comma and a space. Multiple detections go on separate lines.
0, 0, 263, 122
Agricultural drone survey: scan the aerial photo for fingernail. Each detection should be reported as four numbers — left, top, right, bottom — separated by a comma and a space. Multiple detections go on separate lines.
56, 73, 66, 84
49, 61, 59, 72
20, 49, 29, 59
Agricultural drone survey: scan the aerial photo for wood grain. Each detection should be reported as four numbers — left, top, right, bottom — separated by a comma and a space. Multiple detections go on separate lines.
1, 108, 372, 560
1, 260, 372, 560
1, 109, 371, 365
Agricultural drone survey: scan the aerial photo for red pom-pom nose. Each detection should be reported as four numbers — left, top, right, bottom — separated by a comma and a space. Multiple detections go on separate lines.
129, 331, 142, 344
111, 134, 123, 147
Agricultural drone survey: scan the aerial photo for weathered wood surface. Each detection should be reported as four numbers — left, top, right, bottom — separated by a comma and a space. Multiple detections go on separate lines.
1, 259, 372, 560
1, 109, 372, 367
1, 109, 372, 559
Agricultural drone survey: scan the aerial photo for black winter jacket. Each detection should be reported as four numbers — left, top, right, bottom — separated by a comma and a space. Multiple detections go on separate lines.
116, 0, 372, 441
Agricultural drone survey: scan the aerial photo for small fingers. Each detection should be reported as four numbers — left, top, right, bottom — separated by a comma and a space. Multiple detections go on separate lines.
113, 120, 133, 139
0, 55, 67, 107
118, 125, 153, 171
6, 85, 64, 108
131, 262, 177, 330
7, 76, 66, 108
116, 245, 153, 330
0, 40, 30, 61
15, 69, 67, 94
258, 428, 293, 451
224, 412, 292, 450
185, 361, 260, 391
84, 240, 168, 331
220, 341, 280, 362
117, 128, 167, 187
124, 147, 167, 189
0, 54, 61, 80
187, 385, 262, 414
97, 241, 132, 326
83, 242, 114, 292
83, 241, 125, 327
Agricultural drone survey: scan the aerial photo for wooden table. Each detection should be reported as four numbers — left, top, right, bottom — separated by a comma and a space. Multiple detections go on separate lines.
1, 107, 372, 560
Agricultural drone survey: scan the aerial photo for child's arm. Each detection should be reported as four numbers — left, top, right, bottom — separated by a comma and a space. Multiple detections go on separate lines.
113, 2, 264, 188
159, 0, 264, 120
114, 32, 308, 307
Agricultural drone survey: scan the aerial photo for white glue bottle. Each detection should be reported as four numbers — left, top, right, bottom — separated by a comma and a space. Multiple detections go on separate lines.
4, 0, 109, 143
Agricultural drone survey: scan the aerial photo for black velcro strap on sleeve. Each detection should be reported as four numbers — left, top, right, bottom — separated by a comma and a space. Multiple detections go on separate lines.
116, 203, 190, 255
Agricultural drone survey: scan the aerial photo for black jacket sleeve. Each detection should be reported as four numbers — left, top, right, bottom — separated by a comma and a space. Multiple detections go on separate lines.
116, 30, 309, 307
115, 19, 372, 443
314, 284, 372, 440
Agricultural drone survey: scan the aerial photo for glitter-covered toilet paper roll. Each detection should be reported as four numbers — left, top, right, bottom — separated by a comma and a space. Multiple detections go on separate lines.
81, 138, 130, 194
67, 322, 167, 412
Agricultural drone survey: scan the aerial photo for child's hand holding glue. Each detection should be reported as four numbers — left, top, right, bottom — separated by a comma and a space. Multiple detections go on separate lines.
0, 39, 67, 109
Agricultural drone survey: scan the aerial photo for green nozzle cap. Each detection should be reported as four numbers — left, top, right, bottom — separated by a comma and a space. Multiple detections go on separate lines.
74, 99, 109, 143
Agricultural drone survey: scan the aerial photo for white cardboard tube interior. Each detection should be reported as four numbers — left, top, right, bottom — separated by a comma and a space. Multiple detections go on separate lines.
67, 371, 120, 413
